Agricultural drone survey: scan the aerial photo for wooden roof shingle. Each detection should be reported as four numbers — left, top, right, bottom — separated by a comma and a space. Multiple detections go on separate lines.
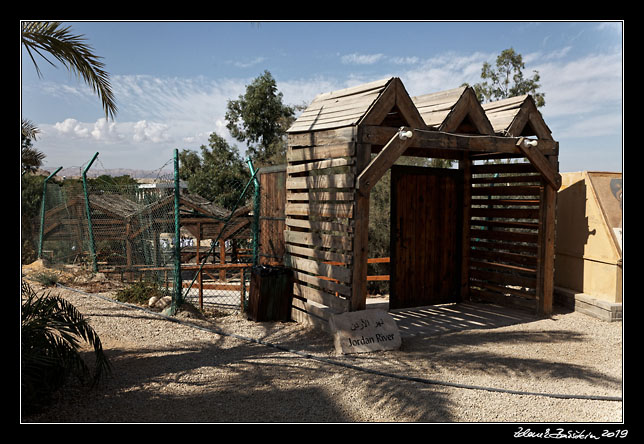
483, 94, 553, 140
287, 78, 393, 133
288, 77, 553, 140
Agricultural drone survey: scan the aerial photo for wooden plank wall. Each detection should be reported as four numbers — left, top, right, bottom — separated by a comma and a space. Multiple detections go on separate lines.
467, 157, 544, 311
285, 127, 357, 330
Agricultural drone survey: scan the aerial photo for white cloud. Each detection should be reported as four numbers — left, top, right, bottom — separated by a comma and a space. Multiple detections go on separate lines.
110, 74, 247, 145
91, 118, 123, 142
391, 56, 420, 65
536, 50, 622, 118
53, 118, 125, 143
341, 53, 385, 65
524, 46, 572, 64
400, 51, 494, 95
132, 120, 170, 143
229, 57, 267, 68
54, 118, 89, 138
596, 22, 622, 33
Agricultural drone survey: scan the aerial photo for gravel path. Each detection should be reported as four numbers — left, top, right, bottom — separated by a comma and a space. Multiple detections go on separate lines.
22, 282, 623, 424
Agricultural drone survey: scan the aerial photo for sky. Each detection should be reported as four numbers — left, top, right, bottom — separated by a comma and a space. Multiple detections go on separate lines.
20, 20, 623, 175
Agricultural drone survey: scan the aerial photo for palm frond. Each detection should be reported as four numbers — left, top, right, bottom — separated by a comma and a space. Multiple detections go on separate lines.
21, 21, 117, 120
21, 282, 112, 413
21, 118, 40, 140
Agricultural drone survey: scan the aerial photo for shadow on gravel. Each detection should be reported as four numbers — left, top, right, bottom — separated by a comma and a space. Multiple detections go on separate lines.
22, 298, 619, 423
23, 338, 452, 422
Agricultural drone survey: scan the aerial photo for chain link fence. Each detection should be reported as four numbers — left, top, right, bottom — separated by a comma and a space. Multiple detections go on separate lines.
29, 150, 260, 315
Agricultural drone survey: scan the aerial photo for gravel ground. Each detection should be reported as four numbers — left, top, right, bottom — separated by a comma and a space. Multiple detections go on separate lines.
21, 271, 623, 424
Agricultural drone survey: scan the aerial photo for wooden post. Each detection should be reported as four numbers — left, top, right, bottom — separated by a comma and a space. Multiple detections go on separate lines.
240, 267, 245, 311
459, 154, 472, 301
536, 154, 558, 316
219, 240, 226, 281
351, 139, 371, 311
196, 222, 201, 264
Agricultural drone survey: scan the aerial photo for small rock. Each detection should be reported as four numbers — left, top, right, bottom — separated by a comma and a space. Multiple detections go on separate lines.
156, 296, 172, 309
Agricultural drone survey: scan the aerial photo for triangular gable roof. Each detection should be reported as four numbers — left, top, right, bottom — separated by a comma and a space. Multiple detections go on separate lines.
90, 194, 143, 219
140, 193, 251, 221
46, 193, 143, 220
288, 77, 554, 140
287, 78, 393, 133
412, 86, 495, 135
483, 95, 553, 140
179, 193, 233, 219
288, 78, 495, 135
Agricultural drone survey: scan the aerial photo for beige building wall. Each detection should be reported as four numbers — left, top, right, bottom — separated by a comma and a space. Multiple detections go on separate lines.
555, 172, 622, 303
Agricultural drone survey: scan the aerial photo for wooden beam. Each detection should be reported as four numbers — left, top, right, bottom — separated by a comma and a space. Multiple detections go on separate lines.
516, 137, 562, 190
441, 87, 495, 135
392, 78, 428, 129
360, 125, 559, 156
356, 127, 414, 194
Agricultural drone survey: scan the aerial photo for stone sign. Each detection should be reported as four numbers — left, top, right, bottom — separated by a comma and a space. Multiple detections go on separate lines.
329, 309, 401, 354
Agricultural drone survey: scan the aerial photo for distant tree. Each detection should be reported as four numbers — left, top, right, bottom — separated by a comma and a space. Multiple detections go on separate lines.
21, 130, 45, 174
21, 173, 46, 263
225, 70, 296, 166
89, 174, 138, 188
178, 133, 250, 209
465, 48, 545, 107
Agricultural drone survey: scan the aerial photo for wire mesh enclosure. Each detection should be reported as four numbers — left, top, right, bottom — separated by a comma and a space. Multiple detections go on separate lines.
31, 150, 260, 315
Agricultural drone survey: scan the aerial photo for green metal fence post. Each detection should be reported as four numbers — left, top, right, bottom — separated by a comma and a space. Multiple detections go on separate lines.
180, 167, 260, 305
82, 152, 99, 272
169, 149, 183, 315
37, 166, 63, 259
246, 158, 260, 266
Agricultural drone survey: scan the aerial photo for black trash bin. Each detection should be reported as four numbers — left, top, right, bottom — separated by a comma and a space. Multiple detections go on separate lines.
248, 265, 293, 322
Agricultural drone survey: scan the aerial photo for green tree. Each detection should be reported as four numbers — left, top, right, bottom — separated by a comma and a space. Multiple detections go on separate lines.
467, 48, 545, 107
21, 130, 45, 174
21, 173, 46, 263
178, 133, 250, 209
89, 174, 139, 191
225, 70, 296, 166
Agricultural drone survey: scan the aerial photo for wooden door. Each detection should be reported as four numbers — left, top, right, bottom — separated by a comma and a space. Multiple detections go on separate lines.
259, 165, 286, 265
390, 166, 463, 309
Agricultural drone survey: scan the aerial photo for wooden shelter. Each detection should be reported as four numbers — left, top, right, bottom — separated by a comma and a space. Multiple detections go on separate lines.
285, 77, 560, 329
139, 192, 252, 268
41, 190, 252, 271
40, 192, 144, 263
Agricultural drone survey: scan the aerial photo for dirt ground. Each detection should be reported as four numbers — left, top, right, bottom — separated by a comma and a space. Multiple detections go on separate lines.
20, 261, 624, 425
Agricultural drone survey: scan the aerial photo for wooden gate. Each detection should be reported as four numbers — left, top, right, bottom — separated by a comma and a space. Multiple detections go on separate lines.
390, 166, 464, 309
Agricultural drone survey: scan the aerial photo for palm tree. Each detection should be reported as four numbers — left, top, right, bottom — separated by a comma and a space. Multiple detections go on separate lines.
21, 281, 112, 415
21, 21, 117, 121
